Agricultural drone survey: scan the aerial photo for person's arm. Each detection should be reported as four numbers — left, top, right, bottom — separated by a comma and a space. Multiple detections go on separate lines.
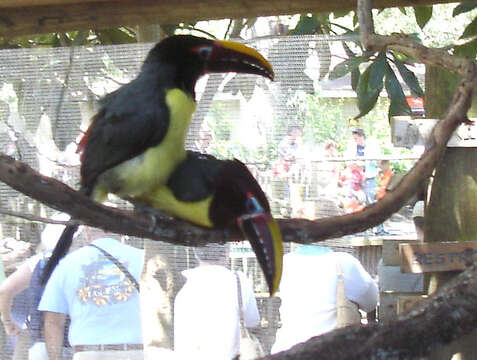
0, 261, 33, 335
240, 273, 260, 329
43, 311, 66, 360
341, 253, 378, 313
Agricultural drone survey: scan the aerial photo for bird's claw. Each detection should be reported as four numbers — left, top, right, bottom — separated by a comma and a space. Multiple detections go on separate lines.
125, 197, 170, 233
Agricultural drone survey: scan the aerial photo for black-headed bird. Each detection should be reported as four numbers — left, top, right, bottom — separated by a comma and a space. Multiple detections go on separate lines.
42, 35, 274, 283
133, 151, 283, 296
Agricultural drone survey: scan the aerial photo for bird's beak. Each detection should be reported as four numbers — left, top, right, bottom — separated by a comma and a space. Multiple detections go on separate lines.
237, 201, 283, 296
208, 40, 274, 81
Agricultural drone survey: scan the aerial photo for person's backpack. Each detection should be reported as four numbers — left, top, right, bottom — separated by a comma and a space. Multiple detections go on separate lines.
27, 251, 70, 346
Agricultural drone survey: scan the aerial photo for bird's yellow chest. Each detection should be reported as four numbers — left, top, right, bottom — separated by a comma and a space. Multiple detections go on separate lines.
137, 187, 214, 228
95, 89, 196, 200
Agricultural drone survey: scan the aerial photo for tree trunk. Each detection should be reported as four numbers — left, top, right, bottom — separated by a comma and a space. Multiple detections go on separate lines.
424, 65, 476, 360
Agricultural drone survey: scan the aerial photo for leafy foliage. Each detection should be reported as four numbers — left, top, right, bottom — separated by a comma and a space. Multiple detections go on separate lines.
453, 1, 477, 17
384, 62, 412, 118
414, 6, 433, 29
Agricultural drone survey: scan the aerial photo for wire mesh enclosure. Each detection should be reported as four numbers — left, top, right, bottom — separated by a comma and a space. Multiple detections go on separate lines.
0, 35, 417, 359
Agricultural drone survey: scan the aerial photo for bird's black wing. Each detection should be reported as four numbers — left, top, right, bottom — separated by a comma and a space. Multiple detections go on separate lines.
80, 77, 170, 190
167, 151, 225, 202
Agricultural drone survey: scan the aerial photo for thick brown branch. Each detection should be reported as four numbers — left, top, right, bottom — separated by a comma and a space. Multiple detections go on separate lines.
0, 61, 475, 245
0, 63, 474, 247
0, 154, 239, 246
280, 62, 476, 243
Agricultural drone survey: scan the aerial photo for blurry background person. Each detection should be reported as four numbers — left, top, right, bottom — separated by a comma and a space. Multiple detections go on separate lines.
338, 162, 366, 214
317, 139, 341, 197
39, 228, 144, 360
277, 125, 303, 166
376, 160, 393, 201
346, 128, 384, 235
0, 214, 74, 360
194, 127, 214, 154
174, 244, 260, 360
271, 245, 378, 354
412, 200, 425, 241
345, 128, 380, 206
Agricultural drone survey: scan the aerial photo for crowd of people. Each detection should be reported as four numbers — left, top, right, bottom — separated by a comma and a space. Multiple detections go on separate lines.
273, 127, 395, 235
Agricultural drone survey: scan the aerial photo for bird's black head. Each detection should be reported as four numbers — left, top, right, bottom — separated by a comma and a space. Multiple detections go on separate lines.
210, 160, 283, 295
143, 35, 274, 98
208, 160, 268, 226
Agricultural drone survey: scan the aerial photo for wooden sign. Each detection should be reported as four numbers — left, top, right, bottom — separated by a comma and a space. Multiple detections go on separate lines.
400, 241, 477, 273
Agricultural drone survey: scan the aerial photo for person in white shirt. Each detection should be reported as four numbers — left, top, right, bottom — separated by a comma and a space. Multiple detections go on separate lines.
271, 245, 378, 354
174, 244, 260, 360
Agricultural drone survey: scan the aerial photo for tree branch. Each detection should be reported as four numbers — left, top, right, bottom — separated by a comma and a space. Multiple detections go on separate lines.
357, 0, 472, 76
0, 67, 475, 247
0, 56, 474, 245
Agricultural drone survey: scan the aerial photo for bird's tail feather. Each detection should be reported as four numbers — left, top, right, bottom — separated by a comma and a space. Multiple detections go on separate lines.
41, 224, 79, 284
41, 186, 91, 285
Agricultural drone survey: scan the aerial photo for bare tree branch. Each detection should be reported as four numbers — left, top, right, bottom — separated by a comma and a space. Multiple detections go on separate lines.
0, 207, 81, 226
0, 57, 474, 245
0, 66, 474, 247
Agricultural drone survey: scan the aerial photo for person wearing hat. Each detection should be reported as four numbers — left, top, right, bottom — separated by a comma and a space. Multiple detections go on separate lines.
346, 128, 385, 234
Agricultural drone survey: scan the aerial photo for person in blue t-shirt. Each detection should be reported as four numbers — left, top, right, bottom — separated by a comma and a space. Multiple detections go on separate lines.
39, 228, 144, 360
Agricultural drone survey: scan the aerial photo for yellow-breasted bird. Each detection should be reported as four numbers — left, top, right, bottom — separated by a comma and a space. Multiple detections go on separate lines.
42, 35, 274, 283
133, 151, 283, 295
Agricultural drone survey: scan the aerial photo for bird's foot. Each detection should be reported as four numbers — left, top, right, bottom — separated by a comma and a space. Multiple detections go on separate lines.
221, 228, 231, 244
125, 197, 171, 232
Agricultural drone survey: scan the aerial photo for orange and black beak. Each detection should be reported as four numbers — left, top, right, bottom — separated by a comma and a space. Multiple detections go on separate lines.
199, 40, 274, 81
237, 195, 283, 296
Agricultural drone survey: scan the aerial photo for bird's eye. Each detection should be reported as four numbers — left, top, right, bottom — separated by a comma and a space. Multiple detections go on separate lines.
197, 46, 213, 60
245, 194, 263, 214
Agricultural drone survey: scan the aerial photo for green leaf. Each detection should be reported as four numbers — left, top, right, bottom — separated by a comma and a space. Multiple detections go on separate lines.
332, 10, 350, 19
393, 57, 424, 97
454, 38, 477, 59
453, 1, 477, 16
353, 12, 358, 27
290, 14, 319, 35
384, 65, 412, 119
354, 63, 383, 119
342, 41, 356, 58
414, 6, 433, 29
351, 68, 360, 91
329, 56, 366, 80
461, 17, 477, 39
72, 31, 89, 46
398, 7, 407, 15
368, 50, 387, 92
